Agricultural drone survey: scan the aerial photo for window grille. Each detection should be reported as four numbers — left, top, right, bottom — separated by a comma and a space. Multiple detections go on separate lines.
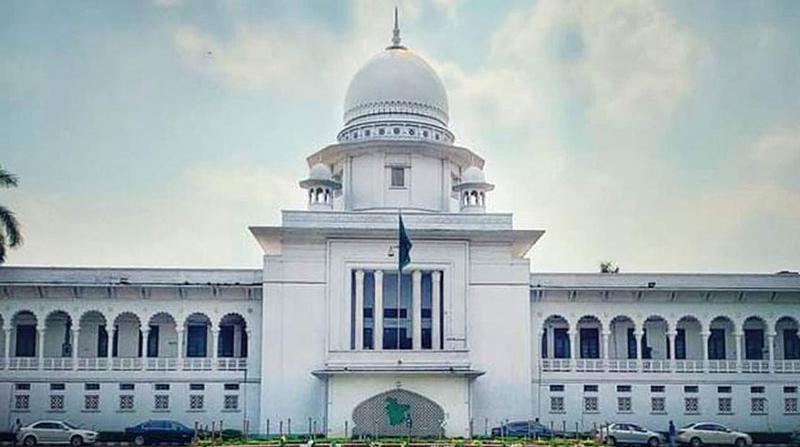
617, 397, 632, 412
119, 395, 134, 410
224, 395, 239, 410
50, 395, 65, 410
189, 395, 204, 410
784, 398, 798, 414
651, 397, 666, 413
583, 397, 598, 413
15, 395, 30, 410
684, 397, 699, 414
84, 395, 99, 411
751, 397, 767, 414
154, 395, 169, 410
718, 397, 732, 414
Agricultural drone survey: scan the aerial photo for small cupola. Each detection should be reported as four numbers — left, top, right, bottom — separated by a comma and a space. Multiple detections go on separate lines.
299, 163, 341, 211
453, 166, 494, 213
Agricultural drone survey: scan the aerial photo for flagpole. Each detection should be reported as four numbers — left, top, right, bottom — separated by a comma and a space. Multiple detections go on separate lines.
397, 209, 401, 350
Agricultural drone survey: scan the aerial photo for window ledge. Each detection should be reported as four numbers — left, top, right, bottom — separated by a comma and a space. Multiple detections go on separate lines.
47, 410, 66, 413
617, 411, 633, 414
153, 409, 171, 413
718, 412, 734, 415
11, 409, 30, 413
187, 409, 206, 413
750, 412, 767, 416
81, 410, 100, 413
117, 410, 135, 413
548, 411, 566, 415
582, 411, 600, 414
650, 412, 667, 415
221, 409, 241, 413
684, 412, 700, 415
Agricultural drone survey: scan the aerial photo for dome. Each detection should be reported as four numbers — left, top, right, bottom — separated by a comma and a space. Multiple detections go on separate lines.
343, 48, 449, 127
337, 11, 454, 144
309, 163, 332, 181
461, 166, 486, 184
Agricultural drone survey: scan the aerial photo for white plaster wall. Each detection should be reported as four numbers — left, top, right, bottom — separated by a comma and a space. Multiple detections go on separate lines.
327, 374, 470, 438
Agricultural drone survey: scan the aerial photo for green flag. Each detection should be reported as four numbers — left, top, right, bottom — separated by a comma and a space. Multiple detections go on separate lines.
398, 214, 412, 271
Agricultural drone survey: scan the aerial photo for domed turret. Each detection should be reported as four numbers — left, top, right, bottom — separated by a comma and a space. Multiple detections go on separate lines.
300, 163, 341, 211
337, 9, 454, 144
453, 166, 494, 213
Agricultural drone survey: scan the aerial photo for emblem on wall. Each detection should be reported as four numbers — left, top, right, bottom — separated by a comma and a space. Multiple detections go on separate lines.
352, 389, 445, 437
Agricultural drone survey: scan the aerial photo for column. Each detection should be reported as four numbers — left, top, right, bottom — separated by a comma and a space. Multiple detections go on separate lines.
431, 271, 442, 350
176, 329, 184, 371
233, 325, 242, 357
141, 327, 150, 371
569, 330, 578, 365
71, 328, 80, 370
354, 270, 365, 350
373, 271, 384, 351
37, 327, 45, 369
3, 328, 11, 370
767, 332, 776, 369
107, 327, 115, 370
548, 326, 555, 360
412, 270, 422, 350
700, 331, 710, 370
602, 331, 611, 367
210, 328, 219, 370
734, 332, 743, 370
633, 331, 643, 371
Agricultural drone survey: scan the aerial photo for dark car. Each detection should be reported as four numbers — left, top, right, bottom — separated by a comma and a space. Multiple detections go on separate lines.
790, 429, 799, 447
124, 420, 194, 446
491, 420, 554, 438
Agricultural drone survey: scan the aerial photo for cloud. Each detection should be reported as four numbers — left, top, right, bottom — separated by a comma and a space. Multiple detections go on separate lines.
5, 165, 304, 267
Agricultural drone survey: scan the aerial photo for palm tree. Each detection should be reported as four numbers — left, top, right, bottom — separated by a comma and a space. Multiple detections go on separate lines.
0, 165, 22, 264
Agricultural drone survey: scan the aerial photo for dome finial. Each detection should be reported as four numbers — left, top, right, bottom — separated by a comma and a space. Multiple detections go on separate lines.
389, 6, 404, 49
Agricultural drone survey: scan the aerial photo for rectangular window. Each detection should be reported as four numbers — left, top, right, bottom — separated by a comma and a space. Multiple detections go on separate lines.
751, 386, 765, 394
718, 397, 733, 414
154, 384, 170, 391
119, 383, 134, 391
390, 167, 405, 187
187, 325, 208, 357
381, 272, 414, 350
50, 383, 65, 391
785, 398, 798, 414
14, 395, 30, 410
190, 384, 205, 391
617, 385, 632, 393
549, 385, 565, 392
751, 397, 767, 414
84, 395, 99, 411
119, 395, 134, 410
147, 325, 159, 357
15, 383, 31, 391
15, 325, 36, 357
583, 396, 598, 413
717, 386, 732, 393
550, 396, 565, 413
675, 328, 686, 359
745, 329, 764, 360
154, 395, 169, 410
224, 383, 240, 391
651, 397, 666, 413
224, 395, 239, 411
684, 386, 699, 393
708, 328, 726, 360
617, 397, 632, 413
49, 395, 65, 411
584, 385, 599, 392
85, 383, 100, 391
784, 329, 800, 360
554, 328, 570, 358
784, 386, 798, 394
190, 395, 204, 410
651, 385, 665, 393
580, 328, 600, 359
685, 397, 699, 414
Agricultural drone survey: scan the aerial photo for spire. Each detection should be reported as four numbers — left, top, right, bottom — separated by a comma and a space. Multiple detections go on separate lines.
388, 6, 405, 49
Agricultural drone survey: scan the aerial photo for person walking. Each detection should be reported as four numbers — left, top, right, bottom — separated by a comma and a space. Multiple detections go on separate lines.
11, 418, 22, 447
668, 420, 676, 447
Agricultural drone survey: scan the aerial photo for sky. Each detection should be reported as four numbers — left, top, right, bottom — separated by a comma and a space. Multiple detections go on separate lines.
1, 0, 799, 273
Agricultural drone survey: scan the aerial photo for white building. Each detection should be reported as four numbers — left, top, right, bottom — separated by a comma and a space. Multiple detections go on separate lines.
1, 19, 799, 438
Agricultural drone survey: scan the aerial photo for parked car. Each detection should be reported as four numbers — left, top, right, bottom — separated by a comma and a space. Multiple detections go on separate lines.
598, 423, 664, 447
16, 420, 97, 447
124, 420, 195, 446
490, 420, 554, 437
677, 423, 751, 447
788, 429, 799, 447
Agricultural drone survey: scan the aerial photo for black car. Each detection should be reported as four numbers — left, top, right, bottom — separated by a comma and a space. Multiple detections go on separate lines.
491, 420, 555, 438
125, 420, 195, 446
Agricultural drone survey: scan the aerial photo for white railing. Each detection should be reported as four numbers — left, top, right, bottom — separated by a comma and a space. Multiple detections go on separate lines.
773, 360, 800, 373
146, 357, 179, 371
112, 357, 143, 371
183, 358, 212, 371
607, 359, 638, 372
707, 360, 738, 373
673, 360, 704, 373
541, 359, 571, 372
42, 357, 73, 370
574, 359, 604, 372
641, 359, 671, 373
77, 357, 108, 371
741, 360, 771, 373
7, 357, 39, 370
217, 358, 247, 371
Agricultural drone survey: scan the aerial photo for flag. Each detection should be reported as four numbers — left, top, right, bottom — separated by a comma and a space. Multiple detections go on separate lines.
398, 213, 412, 271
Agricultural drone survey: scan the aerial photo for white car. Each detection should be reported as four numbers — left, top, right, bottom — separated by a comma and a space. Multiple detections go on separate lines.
17, 421, 97, 447
677, 422, 751, 447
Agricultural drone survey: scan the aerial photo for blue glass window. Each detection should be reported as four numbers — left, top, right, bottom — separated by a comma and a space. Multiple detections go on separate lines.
186, 325, 208, 358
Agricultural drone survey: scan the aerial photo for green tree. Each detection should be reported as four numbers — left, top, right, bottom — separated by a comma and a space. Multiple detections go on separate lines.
0, 165, 22, 263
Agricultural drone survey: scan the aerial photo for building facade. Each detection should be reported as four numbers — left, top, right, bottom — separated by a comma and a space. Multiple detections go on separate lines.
1, 21, 798, 437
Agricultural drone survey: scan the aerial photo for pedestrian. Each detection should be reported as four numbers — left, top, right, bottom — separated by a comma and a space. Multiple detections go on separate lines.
668, 420, 676, 447
11, 418, 22, 447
